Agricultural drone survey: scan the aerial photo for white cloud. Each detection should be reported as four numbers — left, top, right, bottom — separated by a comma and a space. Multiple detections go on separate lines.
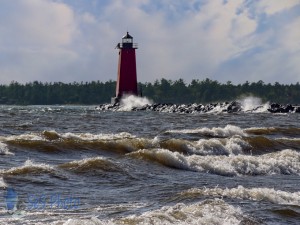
0, 0, 300, 84
3, 0, 76, 47
0, 0, 78, 82
278, 17, 300, 52
255, 0, 300, 15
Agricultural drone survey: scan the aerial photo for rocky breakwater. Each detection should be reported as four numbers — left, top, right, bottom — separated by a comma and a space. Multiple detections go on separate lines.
268, 103, 300, 113
96, 101, 300, 113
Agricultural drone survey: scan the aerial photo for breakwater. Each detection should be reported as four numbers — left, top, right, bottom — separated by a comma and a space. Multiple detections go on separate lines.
97, 101, 300, 113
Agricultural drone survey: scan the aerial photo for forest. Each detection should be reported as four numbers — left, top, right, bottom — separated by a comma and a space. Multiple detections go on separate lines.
0, 78, 299, 105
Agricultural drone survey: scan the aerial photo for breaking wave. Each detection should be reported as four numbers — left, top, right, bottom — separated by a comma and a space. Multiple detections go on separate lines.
116, 199, 247, 225
129, 149, 300, 176
245, 127, 300, 137
64, 199, 249, 225
1, 157, 125, 178
0, 177, 7, 188
166, 125, 247, 138
1, 131, 152, 153
2, 125, 300, 177
0, 159, 54, 176
59, 157, 123, 173
182, 185, 300, 205
188, 137, 251, 156
0, 142, 14, 155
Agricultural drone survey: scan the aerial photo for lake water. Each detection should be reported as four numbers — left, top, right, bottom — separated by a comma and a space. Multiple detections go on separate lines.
0, 105, 300, 224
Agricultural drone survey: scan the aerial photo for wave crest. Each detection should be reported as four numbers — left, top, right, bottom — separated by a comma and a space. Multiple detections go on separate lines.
129, 149, 300, 176
182, 185, 300, 205
1, 159, 54, 176
59, 157, 122, 173
166, 125, 246, 138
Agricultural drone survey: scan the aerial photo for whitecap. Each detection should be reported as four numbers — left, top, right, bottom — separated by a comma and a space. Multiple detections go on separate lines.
116, 199, 244, 225
0, 142, 14, 155
183, 185, 300, 205
188, 136, 251, 156
166, 125, 246, 137
130, 148, 300, 176
1, 159, 54, 176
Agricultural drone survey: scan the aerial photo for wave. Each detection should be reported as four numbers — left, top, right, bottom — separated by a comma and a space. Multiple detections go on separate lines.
1, 156, 125, 178
0, 177, 7, 188
59, 157, 123, 173
271, 208, 300, 218
246, 136, 300, 153
116, 199, 247, 225
1, 128, 299, 158
157, 137, 249, 156
166, 125, 247, 138
64, 199, 248, 225
0, 159, 54, 176
128, 149, 300, 176
188, 137, 251, 156
0, 142, 14, 155
181, 185, 300, 205
1, 131, 154, 153
245, 127, 300, 137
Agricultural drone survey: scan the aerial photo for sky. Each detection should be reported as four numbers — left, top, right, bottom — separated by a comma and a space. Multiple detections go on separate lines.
0, 0, 300, 84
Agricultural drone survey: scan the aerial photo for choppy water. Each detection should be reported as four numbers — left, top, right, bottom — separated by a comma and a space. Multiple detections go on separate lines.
0, 105, 300, 224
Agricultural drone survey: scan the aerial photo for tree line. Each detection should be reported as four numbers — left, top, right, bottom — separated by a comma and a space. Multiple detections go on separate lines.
0, 79, 299, 105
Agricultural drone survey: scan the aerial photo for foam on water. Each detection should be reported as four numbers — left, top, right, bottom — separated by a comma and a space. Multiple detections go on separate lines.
57, 131, 136, 141
63, 217, 108, 225
2, 134, 45, 142
116, 199, 244, 225
119, 95, 153, 111
183, 185, 300, 205
0, 142, 14, 155
130, 148, 193, 171
59, 157, 122, 173
1, 131, 157, 153
1, 131, 136, 143
188, 136, 251, 156
63, 199, 246, 225
1, 159, 54, 176
0, 176, 7, 187
129, 148, 300, 176
166, 125, 246, 137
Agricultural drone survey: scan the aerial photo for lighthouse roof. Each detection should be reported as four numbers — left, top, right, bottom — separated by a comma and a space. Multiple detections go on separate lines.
122, 32, 133, 39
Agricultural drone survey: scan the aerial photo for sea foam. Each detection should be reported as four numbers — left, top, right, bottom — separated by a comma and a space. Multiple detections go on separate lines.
238, 96, 269, 112
1, 159, 54, 176
188, 136, 251, 156
129, 148, 300, 176
183, 185, 300, 205
166, 125, 247, 138
65, 199, 245, 225
119, 95, 153, 111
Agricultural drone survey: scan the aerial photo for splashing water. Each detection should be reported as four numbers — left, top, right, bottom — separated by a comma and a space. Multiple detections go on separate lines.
119, 95, 153, 111
238, 96, 269, 112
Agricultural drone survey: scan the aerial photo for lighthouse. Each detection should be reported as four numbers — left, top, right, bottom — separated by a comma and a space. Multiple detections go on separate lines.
112, 32, 138, 104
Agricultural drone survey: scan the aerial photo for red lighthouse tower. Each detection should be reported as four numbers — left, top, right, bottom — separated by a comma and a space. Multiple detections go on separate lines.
112, 32, 138, 104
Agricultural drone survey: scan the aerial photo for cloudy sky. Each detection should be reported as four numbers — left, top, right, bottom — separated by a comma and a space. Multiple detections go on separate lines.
0, 0, 300, 84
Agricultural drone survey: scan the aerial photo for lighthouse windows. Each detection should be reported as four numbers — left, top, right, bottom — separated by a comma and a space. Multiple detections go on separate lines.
123, 38, 132, 43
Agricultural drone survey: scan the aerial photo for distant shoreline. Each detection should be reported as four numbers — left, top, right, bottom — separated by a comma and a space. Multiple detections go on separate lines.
0, 79, 299, 105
